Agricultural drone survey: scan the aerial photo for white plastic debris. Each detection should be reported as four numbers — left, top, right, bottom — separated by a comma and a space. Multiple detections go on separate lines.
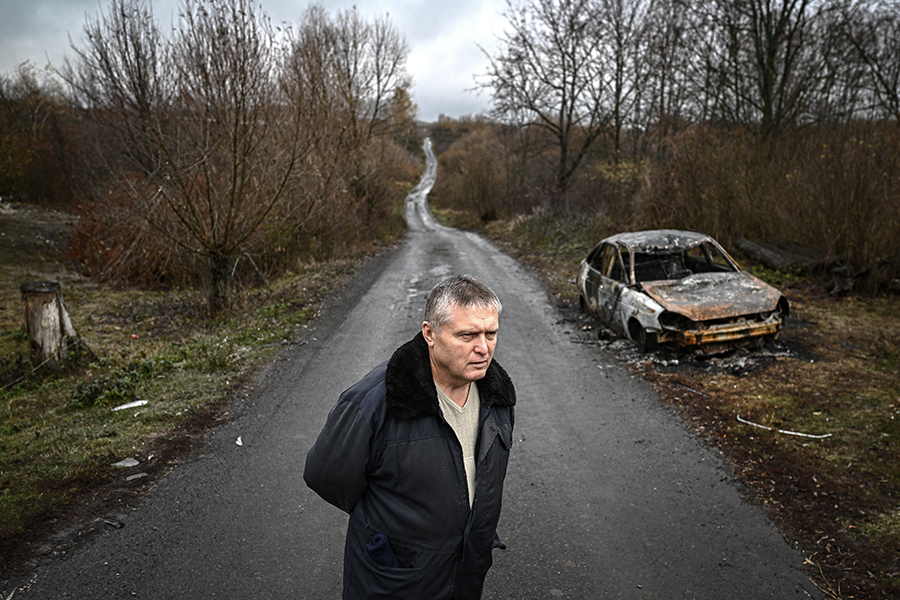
126, 473, 148, 482
235, 436, 243, 446
112, 400, 148, 411
737, 415, 832, 439
112, 457, 140, 468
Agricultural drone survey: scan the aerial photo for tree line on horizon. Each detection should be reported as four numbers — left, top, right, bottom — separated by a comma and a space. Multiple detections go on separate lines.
1, 0, 421, 314
2, 0, 898, 301
432, 0, 899, 292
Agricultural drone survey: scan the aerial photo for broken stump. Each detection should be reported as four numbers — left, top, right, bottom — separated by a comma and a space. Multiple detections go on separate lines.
19, 281, 79, 367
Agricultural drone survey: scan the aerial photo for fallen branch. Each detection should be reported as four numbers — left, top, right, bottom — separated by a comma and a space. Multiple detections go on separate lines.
804, 553, 843, 600
737, 415, 832, 439
232, 250, 269, 287
674, 381, 710, 397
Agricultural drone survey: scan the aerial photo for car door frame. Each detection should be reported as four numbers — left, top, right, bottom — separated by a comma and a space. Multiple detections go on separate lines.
596, 244, 629, 333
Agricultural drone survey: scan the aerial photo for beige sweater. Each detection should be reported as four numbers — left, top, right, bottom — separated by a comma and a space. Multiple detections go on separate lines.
436, 382, 481, 508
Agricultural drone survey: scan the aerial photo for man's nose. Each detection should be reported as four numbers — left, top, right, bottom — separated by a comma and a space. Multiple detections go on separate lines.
473, 335, 489, 354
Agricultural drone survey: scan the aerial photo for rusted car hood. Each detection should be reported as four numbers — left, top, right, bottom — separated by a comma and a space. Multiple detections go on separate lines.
640, 272, 782, 321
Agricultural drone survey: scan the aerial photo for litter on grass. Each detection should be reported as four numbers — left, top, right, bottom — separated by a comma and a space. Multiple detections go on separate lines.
737, 415, 832, 439
112, 400, 148, 411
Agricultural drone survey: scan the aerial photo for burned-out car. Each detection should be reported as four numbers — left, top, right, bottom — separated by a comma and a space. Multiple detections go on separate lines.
576, 230, 789, 354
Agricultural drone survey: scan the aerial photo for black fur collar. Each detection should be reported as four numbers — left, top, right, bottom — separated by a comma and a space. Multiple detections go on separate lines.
384, 332, 516, 420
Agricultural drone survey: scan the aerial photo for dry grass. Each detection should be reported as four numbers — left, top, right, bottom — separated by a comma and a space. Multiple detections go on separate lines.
482, 212, 900, 599
0, 202, 380, 568
4, 198, 898, 597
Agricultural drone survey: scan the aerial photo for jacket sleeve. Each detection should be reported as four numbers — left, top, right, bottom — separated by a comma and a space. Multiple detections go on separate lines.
303, 398, 373, 514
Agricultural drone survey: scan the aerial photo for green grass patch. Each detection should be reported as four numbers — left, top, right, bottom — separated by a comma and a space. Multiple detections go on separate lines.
0, 253, 366, 550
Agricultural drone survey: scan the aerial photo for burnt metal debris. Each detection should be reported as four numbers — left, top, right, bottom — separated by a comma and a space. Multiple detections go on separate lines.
576, 229, 790, 355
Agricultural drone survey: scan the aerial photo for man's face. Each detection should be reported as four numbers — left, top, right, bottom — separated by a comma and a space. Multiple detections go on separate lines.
422, 304, 499, 391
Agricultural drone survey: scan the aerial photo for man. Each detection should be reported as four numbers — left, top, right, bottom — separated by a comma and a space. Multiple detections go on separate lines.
304, 274, 516, 599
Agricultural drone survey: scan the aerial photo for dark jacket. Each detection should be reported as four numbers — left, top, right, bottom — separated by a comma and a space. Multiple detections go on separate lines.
304, 332, 516, 600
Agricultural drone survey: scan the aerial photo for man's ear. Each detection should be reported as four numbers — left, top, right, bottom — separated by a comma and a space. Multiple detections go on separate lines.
422, 321, 435, 347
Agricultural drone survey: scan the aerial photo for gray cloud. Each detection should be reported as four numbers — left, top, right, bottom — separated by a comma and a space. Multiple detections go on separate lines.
0, 0, 506, 121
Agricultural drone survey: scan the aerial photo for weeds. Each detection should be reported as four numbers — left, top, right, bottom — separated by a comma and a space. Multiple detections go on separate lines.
653, 293, 900, 598
67, 360, 155, 410
0, 238, 367, 558
470, 207, 900, 597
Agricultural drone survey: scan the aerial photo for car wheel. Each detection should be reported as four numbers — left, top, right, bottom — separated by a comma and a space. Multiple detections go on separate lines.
630, 321, 658, 353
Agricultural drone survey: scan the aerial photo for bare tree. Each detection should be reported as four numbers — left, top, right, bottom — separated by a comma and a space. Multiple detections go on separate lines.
280, 4, 416, 249
440, 126, 508, 220
595, 0, 652, 161
64, 0, 304, 314
695, 0, 832, 140
481, 0, 609, 196
0, 63, 80, 205
1, 65, 57, 199
330, 6, 412, 215
280, 4, 356, 246
332, 9, 411, 148
637, 0, 696, 156
383, 86, 420, 151
63, 0, 171, 174
842, 0, 900, 121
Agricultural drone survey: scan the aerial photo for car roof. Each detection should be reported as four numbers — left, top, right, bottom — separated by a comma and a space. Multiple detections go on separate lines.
603, 229, 712, 253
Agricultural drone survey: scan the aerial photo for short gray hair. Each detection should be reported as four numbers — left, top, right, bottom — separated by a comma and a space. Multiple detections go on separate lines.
424, 275, 501, 332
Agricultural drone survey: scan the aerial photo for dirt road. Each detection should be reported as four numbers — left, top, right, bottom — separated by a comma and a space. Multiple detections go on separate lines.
6, 140, 820, 598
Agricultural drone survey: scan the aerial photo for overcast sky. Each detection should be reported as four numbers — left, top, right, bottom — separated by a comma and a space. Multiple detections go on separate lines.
0, 0, 509, 122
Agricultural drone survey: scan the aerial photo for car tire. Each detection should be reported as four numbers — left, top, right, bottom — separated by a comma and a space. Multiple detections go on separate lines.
630, 321, 658, 353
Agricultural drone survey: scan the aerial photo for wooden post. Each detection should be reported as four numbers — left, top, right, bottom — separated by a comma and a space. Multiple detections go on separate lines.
19, 281, 79, 367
